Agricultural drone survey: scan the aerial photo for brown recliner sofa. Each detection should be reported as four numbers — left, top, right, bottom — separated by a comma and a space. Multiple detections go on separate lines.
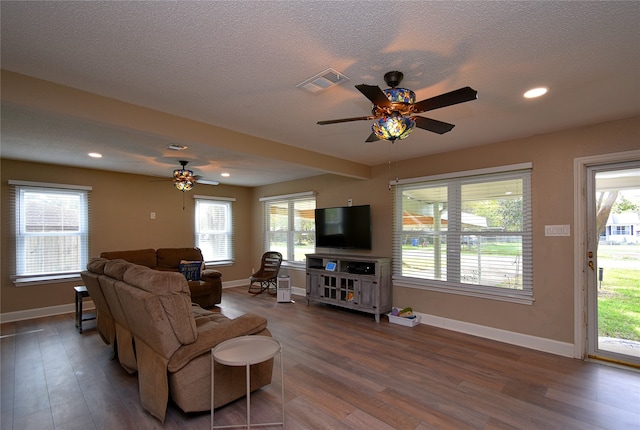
100, 247, 222, 308
82, 257, 273, 422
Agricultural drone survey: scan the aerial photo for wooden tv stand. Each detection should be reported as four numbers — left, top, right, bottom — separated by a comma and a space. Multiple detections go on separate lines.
305, 253, 392, 323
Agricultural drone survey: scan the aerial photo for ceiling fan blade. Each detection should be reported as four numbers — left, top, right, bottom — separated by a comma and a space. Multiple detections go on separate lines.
413, 87, 477, 114
355, 84, 392, 107
196, 178, 219, 185
365, 132, 380, 142
413, 116, 456, 134
317, 116, 374, 125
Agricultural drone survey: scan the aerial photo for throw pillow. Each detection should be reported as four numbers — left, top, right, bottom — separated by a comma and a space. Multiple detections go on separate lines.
179, 260, 203, 281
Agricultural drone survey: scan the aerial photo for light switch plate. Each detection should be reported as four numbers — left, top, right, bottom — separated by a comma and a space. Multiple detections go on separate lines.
545, 224, 570, 236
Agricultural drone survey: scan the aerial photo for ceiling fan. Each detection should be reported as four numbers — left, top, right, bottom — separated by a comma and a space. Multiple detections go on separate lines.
317, 71, 477, 142
171, 160, 218, 192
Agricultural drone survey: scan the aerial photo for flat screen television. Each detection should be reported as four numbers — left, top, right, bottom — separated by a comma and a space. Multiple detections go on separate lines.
315, 204, 371, 250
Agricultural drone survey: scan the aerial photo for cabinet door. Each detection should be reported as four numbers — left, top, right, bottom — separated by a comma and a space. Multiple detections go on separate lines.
307, 272, 322, 299
339, 276, 358, 305
358, 278, 377, 310
321, 274, 338, 300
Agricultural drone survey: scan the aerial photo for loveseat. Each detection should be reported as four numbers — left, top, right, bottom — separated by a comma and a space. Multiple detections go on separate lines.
81, 257, 274, 422
100, 247, 222, 308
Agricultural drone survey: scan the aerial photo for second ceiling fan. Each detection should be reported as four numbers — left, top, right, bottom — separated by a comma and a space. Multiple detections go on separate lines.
317, 71, 477, 142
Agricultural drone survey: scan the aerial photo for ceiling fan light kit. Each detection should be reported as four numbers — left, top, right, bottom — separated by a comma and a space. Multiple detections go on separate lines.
173, 160, 195, 192
317, 70, 477, 142
373, 116, 416, 141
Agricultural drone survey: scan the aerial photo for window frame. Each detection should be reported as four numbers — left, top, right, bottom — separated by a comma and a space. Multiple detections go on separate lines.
10, 180, 91, 285
260, 191, 316, 268
391, 163, 533, 304
193, 195, 235, 265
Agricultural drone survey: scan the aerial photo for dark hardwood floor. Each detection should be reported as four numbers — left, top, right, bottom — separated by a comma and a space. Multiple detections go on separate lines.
2, 286, 639, 430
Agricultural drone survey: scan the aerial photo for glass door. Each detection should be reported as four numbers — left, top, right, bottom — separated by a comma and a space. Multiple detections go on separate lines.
586, 161, 640, 367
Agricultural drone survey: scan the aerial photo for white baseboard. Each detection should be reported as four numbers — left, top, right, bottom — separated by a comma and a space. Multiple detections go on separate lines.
0, 302, 95, 324
415, 312, 576, 358
222, 281, 306, 298
222, 279, 250, 288
1, 285, 575, 358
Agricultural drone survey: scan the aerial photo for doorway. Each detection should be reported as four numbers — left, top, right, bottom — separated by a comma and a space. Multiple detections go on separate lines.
585, 160, 640, 367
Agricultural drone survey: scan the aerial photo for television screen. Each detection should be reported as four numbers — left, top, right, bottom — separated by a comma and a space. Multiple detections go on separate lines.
315, 205, 371, 250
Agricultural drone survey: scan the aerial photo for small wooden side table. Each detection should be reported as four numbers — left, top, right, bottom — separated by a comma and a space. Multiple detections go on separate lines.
74, 286, 95, 333
211, 336, 284, 429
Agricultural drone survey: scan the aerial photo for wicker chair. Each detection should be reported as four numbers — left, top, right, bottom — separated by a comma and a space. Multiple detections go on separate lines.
248, 251, 283, 294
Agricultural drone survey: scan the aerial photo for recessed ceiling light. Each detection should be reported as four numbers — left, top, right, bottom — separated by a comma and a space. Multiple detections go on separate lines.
88, 152, 102, 158
221, 172, 230, 177
524, 87, 548, 99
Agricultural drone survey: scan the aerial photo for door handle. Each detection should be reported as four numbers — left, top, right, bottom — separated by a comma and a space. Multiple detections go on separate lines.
588, 261, 595, 270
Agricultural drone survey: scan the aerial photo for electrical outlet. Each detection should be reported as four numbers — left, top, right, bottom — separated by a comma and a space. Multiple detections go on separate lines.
347, 199, 353, 206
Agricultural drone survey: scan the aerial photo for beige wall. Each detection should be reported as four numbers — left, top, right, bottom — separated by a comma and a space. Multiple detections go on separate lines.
2, 116, 638, 345
253, 116, 639, 344
0, 161, 254, 314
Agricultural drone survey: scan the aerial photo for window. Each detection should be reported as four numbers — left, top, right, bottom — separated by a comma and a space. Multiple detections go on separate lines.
10, 181, 90, 284
392, 164, 533, 304
260, 192, 315, 265
613, 225, 631, 235
194, 195, 234, 264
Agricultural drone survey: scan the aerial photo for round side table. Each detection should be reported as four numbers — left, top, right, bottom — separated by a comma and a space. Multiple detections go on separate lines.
211, 335, 284, 429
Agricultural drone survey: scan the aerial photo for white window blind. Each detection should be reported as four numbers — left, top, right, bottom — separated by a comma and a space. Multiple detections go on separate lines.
194, 195, 235, 264
260, 192, 316, 265
392, 166, 533, 304
9, 181, 91, 284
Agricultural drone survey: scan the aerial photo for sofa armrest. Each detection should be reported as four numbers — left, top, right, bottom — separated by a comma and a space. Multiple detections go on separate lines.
201, 269, 222, 280
167, 310, 268, 372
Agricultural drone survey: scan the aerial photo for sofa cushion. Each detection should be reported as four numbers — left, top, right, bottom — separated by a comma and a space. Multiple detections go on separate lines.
167, 310, 268, 372
101, 248, 157, 268
187, 280, 212, 298
156, 248, 204, 270
104, 259, 135, 280
87, 257, 109, 274
122, 265, 197, 345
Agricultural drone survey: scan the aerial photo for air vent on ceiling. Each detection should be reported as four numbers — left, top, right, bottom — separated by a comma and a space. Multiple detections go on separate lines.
166, 143, 188, 151
297, 67, 349, 94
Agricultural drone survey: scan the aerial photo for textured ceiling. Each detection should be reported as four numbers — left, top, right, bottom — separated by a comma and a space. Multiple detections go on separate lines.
1, 1, 639, 186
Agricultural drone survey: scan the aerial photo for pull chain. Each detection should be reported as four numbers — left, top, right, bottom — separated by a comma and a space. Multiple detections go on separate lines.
388, 141, 392, 190
388, 140, 399, 190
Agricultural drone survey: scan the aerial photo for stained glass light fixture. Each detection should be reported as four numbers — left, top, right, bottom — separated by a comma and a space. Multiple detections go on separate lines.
173, 160, 195, 192
371, 82, 418, 141
372, 116, 416, 141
